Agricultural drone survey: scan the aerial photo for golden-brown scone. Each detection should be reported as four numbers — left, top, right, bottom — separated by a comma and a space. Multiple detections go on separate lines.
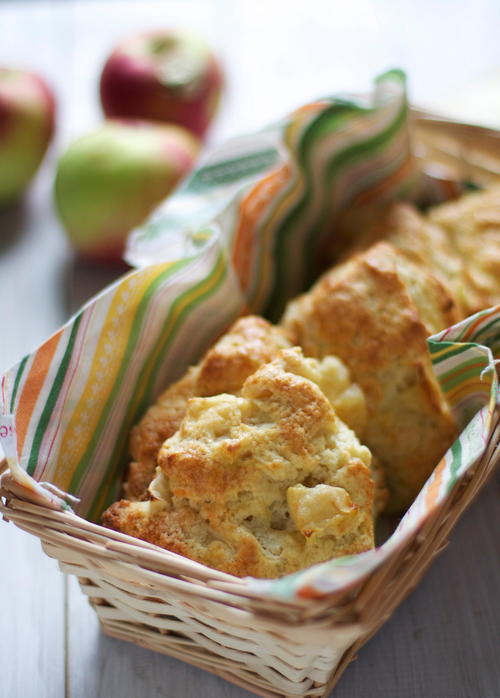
126, 367, 199, 499
340, 194, 500, 319
334, 218, 462, 334
369, 454, 390, 516
428, 186, 500, 315
125, 314, 376, 503
125, 316, 291, 499
257, 342, 388, 514
338, 203, 467, 316
281, 242, 458, 512
103, 348, 375, 578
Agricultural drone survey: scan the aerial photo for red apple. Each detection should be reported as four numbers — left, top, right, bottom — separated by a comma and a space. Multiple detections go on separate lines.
0, 68, 55, 205
100, 30, 223, 139
54, 119, 200, 264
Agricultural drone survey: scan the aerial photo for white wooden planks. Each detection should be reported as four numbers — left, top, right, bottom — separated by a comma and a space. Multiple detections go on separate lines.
0, 514, 65, 698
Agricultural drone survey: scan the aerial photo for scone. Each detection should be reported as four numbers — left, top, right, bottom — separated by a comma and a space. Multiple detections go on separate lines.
337, 203, 467, 316
261, 342, 388, 514
281, 242, 458, 512
125, 314, 375, 504
338, 192, 500, 319
428, 185, 500, 315
125, 315, 291, 499
103, 348, 375, 578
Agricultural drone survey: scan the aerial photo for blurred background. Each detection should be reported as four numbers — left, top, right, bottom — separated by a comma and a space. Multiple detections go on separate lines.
1, 2, 499, 698
2, 0, 500, 366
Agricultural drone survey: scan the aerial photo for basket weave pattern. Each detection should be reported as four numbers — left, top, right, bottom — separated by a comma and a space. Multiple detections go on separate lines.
1, 408, 498, 697
1, 117, 500, 697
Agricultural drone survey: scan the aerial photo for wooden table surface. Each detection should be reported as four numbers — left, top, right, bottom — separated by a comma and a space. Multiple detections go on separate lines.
0, 2, 499, 697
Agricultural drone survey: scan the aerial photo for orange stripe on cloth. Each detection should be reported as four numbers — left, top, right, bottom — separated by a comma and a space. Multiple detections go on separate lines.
16, 330, 63, 454
297, 584, 329, 600
350, 155, 415, 206
439, 360, 487, 388
291, 101, 330, 118
232, 164, 291, 292
445, 379, 489, 407
424, 455, 447, 509
461, 306, 499, 341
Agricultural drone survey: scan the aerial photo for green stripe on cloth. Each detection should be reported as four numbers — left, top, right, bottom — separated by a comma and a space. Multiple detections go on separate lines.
87, 252, 228, 520
267, 104, 363, 318
186, 149, 280, 193
265, 92, 408, 318
438, 357, 489, 388
428, 341, 473, 363
467, 317, 500, 348
446, 438, 463, 493
9, 355, 29, 413
68, 259, 191, 496
132, 253, 229, 423
27, 313, 83, 475
442, 366, 488, 391
304, 97, 409, 267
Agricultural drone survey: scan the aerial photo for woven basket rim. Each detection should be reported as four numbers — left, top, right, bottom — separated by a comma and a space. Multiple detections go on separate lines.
1, 407, 498, 698
1, 404, 499, 615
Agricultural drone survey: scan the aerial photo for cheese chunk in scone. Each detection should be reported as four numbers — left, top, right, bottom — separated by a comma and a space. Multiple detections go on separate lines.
103, 348, 375, 579
281, 242, 458, 512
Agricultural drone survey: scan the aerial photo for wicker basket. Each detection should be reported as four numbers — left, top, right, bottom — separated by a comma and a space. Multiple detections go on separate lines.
1, 115, 500, 698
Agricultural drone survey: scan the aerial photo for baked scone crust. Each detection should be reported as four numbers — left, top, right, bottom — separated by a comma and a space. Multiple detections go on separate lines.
428, 185, 500, 316
126, 367, 199, 500
338, 203, 466, 315
339, 195, 500, 319
103, 348, 375, 578
281, 242, 458, 512
125, 314, 374, 503
125, 316, 291, 499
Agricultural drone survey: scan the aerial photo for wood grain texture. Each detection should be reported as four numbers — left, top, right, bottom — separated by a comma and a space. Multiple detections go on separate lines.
335, 470, 500, 698
0, 1, 499, 697
0, 523, 65, 698
0, 109, 68, 698
66, 575, 251, 698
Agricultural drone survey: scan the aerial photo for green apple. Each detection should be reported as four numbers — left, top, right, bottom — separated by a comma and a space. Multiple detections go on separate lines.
0, 68, 55, 205
54, 119, 200, 263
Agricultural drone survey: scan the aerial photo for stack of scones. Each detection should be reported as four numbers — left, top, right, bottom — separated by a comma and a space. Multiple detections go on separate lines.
103, 186, 500, 578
